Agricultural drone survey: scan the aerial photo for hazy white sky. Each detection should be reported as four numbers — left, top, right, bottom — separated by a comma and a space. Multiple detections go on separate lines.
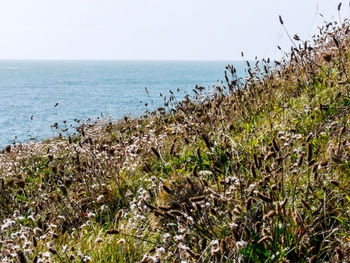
0, 0, 346, 60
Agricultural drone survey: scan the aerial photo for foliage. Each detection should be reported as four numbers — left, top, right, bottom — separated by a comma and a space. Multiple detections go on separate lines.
1, 18, 350, 263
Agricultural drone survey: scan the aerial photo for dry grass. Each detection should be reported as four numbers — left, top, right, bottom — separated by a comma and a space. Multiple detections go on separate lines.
0, 18, 350, 262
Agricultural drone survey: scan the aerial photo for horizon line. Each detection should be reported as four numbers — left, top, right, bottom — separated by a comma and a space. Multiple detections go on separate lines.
0, 58, 248, 62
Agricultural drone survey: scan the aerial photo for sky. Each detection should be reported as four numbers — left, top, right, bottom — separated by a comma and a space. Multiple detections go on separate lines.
0, 0, 347, 60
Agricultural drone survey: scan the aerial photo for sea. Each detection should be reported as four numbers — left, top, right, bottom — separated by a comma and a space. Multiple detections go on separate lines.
0, 60, 246, 148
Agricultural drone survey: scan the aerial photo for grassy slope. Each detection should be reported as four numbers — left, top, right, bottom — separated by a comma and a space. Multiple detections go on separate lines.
1, 20, 350, 262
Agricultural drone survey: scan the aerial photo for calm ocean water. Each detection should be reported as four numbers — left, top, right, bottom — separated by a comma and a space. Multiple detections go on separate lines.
0, 60, 246, 148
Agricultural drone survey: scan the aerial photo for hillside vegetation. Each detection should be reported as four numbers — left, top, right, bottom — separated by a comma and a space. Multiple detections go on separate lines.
1, 19, 350, 262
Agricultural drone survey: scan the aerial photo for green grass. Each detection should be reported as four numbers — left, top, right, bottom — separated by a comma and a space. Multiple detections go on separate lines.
1, 19, 350, 262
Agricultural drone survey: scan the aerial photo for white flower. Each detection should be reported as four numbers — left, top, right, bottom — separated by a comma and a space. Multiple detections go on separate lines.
163, 233, 171, 242
185, 215, 194, 224
228, 222, 238, 229
117, 238, 126, 245
174, 235, 184, 242
11, 233, 18, 239
95, 238, 103, 244
24, 249, 31, 257
33, 227, 42, 235
48, 224, 57, 229
210, 240, 220, 255
62, 245, 68, 252
199, 170, 213, 176
178, 244, 190, 251
83, 255, 92, 262
210, 240, 219, 246
178, 223, 186, 233
13, 210, 20, 218
24, 241, 32, 249
247, 183, 257, 192
100, 205, 109, 211
236, 240, 247, 249
1, 218, 14, 230
39, 234, 48, 240
87, 212, 95, 219
156, 247, 165, 255
97, 195, 104, 202
42, 251, 51, 258
141, 254, 159, 263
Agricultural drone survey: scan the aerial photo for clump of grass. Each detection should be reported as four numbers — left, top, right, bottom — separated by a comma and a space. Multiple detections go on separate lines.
1, 16, 350, 263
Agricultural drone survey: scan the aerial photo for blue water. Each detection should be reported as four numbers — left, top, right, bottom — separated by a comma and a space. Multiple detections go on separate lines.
0, 60, 246, 148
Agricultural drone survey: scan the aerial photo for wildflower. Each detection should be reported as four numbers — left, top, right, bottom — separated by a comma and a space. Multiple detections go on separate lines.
277, 131, 285, 137
228, 222, 238, 229
95, 238, 103, 244
62, 245, 67, 252
174, 235, 184, 242
100, 204, 109, 211
24, 249, 31, 257
236, 240, 247, 250
163, 233, 171, 243
13, 210, 20, 218
228, 185, 237, 192
178, 244, 190, 251
185, 215, 194, 224
247, 183, 257, 192
39, 234, 48, 240
130, 203, 137, 211
178, 223, 186, 233
210, 240, 220, 255
57, 215, 65, 220
83, 255, 92, 262
135, 214, 145, 220
117, 238, 126, 245
48, 224, 57, 229
87, 212, 95, 219
198, 170, 212, 176
140, 254, 159, 263
150, 176, 157, 182
11, 233, 18, 239
156, 247, 165, 255
96, 195, 104, 202
1, 219, 14, 230
23, 241, 32, 249
42, 251, 50, 258
33, 228, 42, 235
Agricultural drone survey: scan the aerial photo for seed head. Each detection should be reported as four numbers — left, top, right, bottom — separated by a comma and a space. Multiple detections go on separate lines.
279, 15, 284, 25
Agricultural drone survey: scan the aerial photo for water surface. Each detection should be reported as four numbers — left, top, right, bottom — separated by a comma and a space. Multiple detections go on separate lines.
0, 60, 246, 147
